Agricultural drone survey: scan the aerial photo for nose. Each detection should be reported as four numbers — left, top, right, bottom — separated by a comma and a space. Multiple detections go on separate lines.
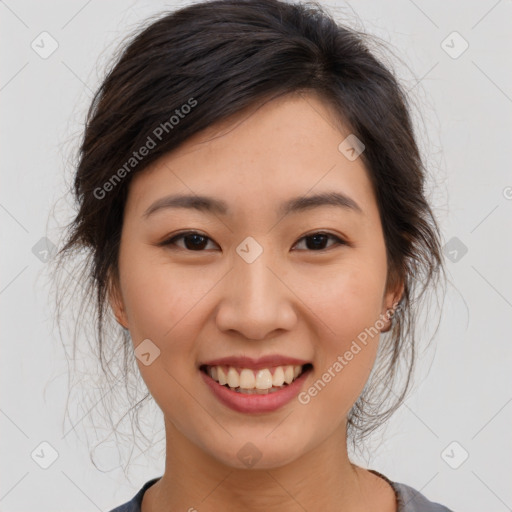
215, 249, 297, 340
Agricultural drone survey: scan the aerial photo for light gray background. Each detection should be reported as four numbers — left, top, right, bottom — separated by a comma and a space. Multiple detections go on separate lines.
1, 1, 511, 511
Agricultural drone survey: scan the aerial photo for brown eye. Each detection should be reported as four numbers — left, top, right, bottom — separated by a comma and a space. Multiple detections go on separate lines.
293, 232, 346, 251
160, 231, 218, 251
160, 230, 347, 252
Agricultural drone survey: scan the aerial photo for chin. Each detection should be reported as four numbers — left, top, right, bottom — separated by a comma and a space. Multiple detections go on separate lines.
207, 434, 306, 471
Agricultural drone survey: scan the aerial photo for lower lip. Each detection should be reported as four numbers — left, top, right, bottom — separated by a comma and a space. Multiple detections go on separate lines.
200, 367, 312, 413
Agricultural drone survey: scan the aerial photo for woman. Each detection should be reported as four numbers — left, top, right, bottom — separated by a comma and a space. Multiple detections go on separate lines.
53, 0, 452, 510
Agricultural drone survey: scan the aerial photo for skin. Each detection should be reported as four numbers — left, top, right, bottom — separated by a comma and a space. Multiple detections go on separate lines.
109, 91, 403, 511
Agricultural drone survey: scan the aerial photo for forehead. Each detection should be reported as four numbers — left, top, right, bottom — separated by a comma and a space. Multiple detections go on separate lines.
126, 92, 378, 222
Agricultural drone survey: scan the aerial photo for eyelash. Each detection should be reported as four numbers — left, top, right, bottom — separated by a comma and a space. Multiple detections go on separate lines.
159, 230, 348, 252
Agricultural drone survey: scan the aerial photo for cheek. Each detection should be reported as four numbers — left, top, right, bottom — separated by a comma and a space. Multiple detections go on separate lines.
118, 241, 214, 342
299, 255, 386, 406
299, 285, 382, 425
299, 255, 386, 340
116, 244, 215, 405
117, 255, 208, 421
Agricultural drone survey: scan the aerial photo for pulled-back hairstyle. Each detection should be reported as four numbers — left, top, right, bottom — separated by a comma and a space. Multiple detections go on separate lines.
50, 0, 445, 465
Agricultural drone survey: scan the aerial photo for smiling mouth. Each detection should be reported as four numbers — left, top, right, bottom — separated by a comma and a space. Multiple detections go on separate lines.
199, 363, 313, 394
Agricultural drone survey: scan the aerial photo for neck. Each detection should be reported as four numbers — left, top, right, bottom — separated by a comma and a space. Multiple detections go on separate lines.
141, 418, 388, 512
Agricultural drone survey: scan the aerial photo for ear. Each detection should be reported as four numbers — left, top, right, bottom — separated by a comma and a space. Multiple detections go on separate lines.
107, 270, 129, 329
379, 275, 404, 333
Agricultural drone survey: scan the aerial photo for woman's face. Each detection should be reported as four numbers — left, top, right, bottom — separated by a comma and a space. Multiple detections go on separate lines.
109, 92, 402, 469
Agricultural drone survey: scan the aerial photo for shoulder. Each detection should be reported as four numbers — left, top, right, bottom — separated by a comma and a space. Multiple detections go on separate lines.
107, 478, 161, 512
392, 480, 454, 512
369, 469, 454, 512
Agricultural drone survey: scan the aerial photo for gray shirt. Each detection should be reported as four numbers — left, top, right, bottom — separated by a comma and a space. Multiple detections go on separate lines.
109, 471, 454, 511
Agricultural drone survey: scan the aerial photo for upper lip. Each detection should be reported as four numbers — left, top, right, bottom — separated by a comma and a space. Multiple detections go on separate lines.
200, 355, 311, 370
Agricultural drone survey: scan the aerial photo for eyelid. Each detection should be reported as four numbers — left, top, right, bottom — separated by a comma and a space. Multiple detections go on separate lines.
158, 230, 349, 251
158, 230, 218, 249
293, 231, 349, 251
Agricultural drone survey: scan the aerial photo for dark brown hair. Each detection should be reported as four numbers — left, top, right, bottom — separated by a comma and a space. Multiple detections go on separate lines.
51, 0, 445, 463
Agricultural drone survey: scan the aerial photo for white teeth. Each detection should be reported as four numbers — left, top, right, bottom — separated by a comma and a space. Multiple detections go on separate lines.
272, 366, 285, 387
239, 369, 256, 389
284, 365, 294, 384
205, 364, 306, 390
255, 369, 273, 389
227, 367, 239, 388
217, 366, 227, 385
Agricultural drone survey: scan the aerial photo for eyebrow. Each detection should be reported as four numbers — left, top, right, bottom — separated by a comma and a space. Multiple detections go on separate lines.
142, 191, 363, 219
